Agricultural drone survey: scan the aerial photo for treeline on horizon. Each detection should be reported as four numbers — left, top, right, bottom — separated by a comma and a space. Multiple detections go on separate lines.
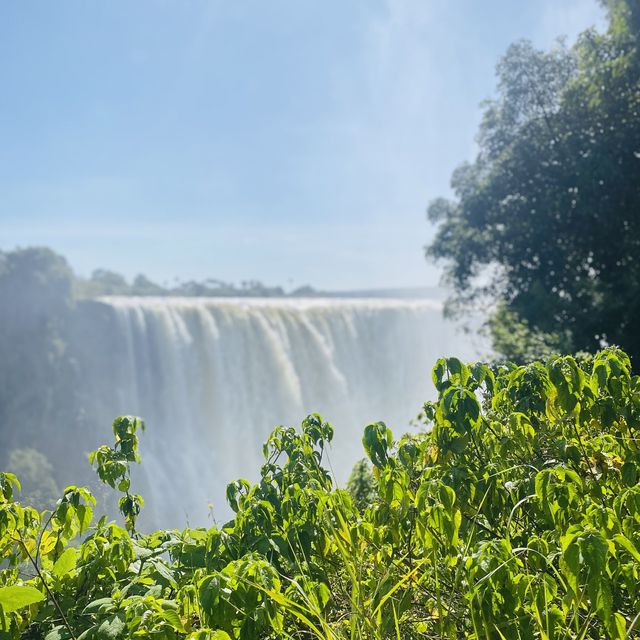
0, 245, 322, 300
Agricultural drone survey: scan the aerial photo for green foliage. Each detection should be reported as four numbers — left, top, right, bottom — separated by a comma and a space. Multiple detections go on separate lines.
89, 416, 145, 533
73, 268, 314, 299
487, 305, 573, 364
0, 585, 45, 614
346, 459, 377, 512
1, 349, 640, 638
426, 2, 640, 363
0, 248, 77, 462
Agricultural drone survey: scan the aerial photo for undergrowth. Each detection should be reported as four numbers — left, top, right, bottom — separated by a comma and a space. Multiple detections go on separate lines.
1, 348, 639, 639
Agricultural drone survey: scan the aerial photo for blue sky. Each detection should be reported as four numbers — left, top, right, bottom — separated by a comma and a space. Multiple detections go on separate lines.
0, 1, 605, 290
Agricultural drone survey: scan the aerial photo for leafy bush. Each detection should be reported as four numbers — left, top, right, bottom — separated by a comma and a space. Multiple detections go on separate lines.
1, 348, 640, 639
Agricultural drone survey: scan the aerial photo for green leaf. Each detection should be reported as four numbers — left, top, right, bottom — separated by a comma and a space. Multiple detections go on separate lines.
362, 422, 393, 468
313, 582, 331, 611
0, 585, 45, 613
151, 559, 177, 587
581, 531, 608, 576
52, 548, 77, 579
76, 504, 93, 533
613, 534, 640, 562
159, 608, 186, 632
186, 631, 232, 640
82, 597, 114, 614
96, 613, 126, 639
45, 627, 71, 640
438, 485, 456, 512
432, 358, 447, 391
446, 357, 467, 382
609, 613, 626, 640
621, 461, 638, 487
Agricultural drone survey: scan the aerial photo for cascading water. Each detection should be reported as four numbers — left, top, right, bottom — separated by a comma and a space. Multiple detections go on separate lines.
73, 296, 482, 527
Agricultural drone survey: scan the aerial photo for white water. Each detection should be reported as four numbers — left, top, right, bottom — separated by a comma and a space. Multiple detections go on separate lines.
76, 296, 482, 527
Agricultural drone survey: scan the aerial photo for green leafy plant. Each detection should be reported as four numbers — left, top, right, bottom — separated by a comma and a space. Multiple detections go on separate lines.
1, 349, 639, 638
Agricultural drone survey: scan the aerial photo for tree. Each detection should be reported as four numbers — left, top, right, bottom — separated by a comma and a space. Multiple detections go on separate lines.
426, 0, 640, 363
132, 274, 165, 295
89, 268, 129, 293
0, 246, 73, 323
0, 248, 79, 468
346, 458, 377, 511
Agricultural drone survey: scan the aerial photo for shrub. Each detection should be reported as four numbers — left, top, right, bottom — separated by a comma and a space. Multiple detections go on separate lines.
1, 348, 639, 638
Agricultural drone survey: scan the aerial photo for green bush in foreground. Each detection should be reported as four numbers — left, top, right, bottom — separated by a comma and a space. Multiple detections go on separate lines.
1, 348, 640, 639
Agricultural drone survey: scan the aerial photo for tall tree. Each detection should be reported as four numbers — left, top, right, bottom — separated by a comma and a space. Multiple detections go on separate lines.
426, 0, 640, 362
0, 248, 76, 453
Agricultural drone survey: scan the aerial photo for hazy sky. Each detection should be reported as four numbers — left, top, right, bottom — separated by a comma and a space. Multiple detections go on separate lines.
1, 1, 605, 290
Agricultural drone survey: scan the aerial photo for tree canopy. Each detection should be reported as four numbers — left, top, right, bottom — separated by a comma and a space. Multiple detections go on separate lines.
426, 0, 640, 363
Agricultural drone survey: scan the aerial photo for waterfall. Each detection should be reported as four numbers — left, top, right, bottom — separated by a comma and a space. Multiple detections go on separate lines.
73, 296, 482, 527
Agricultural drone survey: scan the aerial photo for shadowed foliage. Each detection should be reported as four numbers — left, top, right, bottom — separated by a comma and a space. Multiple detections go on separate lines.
426, 0, 640, 363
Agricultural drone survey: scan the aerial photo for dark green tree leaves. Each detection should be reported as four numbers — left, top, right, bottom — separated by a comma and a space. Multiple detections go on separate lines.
426, 3, 640, 363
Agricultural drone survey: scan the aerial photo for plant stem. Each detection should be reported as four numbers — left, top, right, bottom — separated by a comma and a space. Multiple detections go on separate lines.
17, 536, 77, 640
